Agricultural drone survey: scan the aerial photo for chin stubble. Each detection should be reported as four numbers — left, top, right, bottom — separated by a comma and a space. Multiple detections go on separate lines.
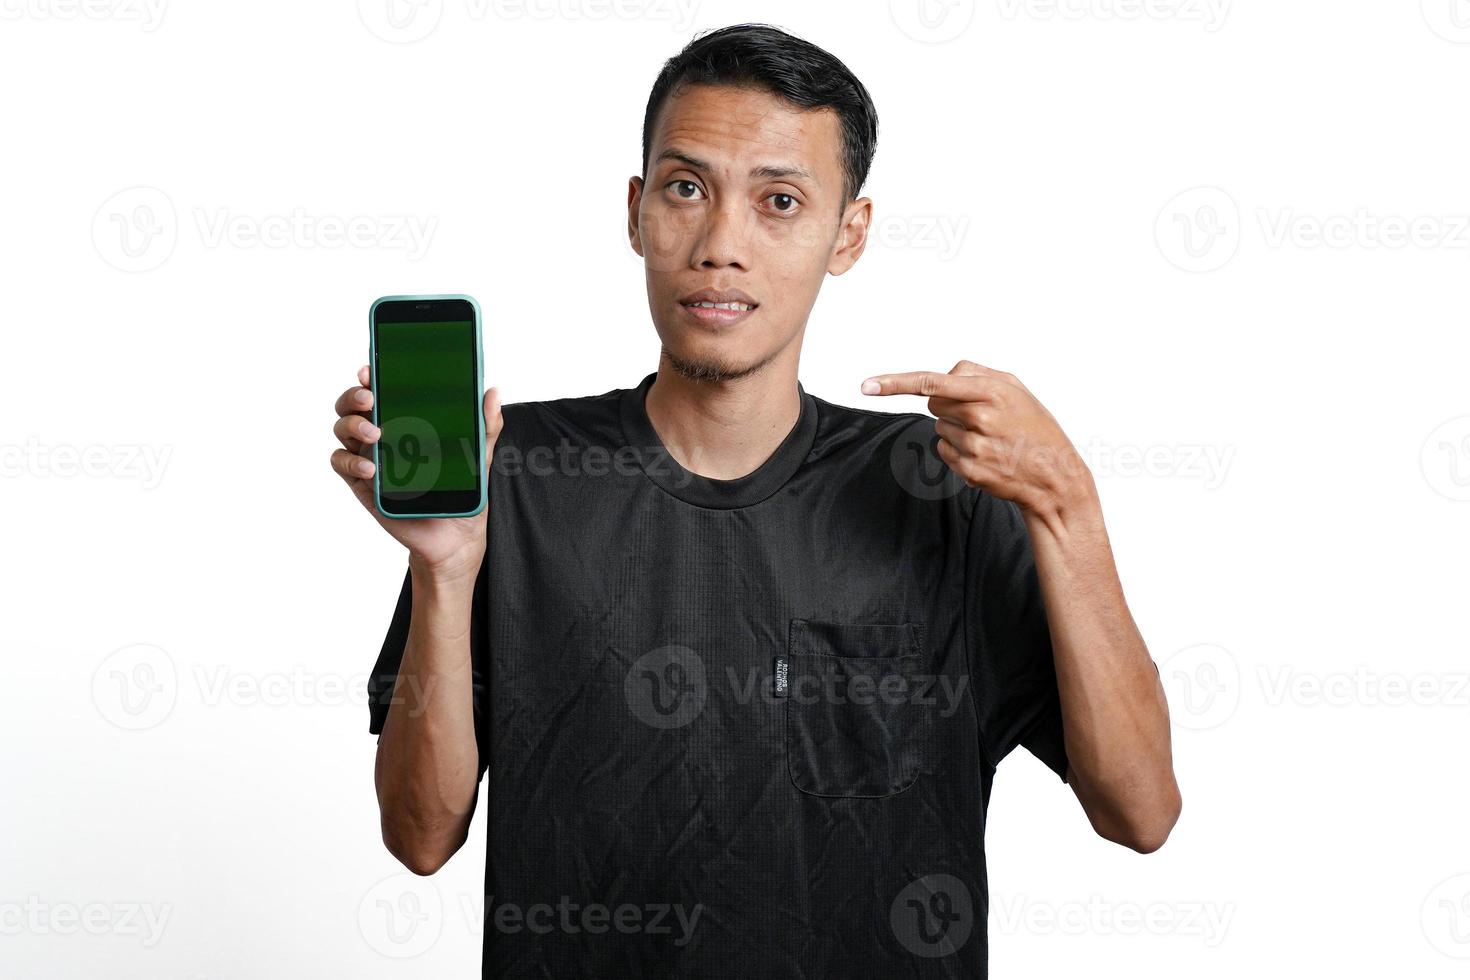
659, 345, 776, 385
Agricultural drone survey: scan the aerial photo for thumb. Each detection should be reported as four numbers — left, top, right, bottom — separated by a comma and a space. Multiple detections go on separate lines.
484, 386, 504, 453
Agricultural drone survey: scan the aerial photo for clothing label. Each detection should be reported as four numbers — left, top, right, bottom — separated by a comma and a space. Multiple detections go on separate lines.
774, 657, 789, 697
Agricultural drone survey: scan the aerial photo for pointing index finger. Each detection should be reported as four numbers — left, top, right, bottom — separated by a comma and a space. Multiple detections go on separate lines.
860, 371, 996, 401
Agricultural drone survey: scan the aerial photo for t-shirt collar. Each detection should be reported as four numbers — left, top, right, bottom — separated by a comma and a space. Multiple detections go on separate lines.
618, 371, 818, 509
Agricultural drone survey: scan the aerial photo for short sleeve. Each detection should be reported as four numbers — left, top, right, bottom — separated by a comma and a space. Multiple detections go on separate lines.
366, 556, 492, 780
964, 491, 1069, 781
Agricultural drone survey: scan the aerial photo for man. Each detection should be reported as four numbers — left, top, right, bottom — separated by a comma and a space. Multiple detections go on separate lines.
331, 23, 1180, 979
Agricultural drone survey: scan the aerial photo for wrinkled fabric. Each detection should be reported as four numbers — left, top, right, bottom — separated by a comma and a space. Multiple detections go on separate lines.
368, 373, 1068, 978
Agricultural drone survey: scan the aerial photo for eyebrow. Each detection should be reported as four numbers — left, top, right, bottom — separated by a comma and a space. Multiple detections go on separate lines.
655, 149, 818, 184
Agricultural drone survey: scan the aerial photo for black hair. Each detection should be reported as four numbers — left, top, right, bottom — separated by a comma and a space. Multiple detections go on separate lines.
641, 23, 879, 208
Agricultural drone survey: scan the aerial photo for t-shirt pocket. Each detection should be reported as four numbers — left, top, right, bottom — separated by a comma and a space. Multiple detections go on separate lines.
783, 618, 929, 799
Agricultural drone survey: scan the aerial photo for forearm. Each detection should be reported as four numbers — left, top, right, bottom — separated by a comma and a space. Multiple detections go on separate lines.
1021, 478, 1181, 852
373, 557, 482, 874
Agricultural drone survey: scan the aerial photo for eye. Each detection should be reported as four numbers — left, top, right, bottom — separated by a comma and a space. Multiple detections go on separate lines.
765, 192, 799, 214
667, 179, 704, 201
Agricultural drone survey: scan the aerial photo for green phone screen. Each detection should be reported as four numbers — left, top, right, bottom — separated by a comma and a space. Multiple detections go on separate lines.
374, 319, 479, 497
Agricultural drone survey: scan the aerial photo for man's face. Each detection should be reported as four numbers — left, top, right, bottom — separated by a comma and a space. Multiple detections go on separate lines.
629, 83, 871, 382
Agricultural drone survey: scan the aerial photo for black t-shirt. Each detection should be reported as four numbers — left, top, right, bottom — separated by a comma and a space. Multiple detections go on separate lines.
368, 372, 1068, 979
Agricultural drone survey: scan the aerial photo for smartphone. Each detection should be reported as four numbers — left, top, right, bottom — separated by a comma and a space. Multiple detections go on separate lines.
367, 294, 487, 519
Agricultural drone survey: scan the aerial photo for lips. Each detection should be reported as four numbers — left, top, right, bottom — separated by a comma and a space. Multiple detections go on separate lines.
678, 287, 759, 312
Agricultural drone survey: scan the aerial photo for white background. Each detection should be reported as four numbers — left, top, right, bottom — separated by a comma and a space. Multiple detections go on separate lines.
4, 1, 1470, 976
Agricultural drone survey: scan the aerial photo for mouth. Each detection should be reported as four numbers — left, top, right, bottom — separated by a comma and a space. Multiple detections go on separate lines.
678, 289, 760, 327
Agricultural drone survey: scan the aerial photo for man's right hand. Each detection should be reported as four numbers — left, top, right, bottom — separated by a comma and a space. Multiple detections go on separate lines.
331, 364, 503, 583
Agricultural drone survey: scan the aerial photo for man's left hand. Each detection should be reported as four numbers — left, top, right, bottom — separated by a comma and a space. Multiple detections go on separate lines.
862, 360, 1095, 518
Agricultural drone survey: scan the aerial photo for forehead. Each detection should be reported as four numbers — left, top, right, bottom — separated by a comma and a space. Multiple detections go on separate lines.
649, 83, 843, 185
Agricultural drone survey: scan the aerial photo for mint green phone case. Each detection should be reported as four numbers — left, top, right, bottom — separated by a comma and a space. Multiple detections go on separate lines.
368, 294, 487, 520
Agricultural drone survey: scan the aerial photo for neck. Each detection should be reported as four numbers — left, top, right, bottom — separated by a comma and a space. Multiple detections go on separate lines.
644, 353, 802, 481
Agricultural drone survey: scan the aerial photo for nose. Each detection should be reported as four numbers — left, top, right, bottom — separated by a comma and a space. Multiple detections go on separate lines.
692, 199, 751, 271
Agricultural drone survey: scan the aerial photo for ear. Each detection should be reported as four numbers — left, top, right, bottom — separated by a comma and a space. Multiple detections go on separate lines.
627, 175, 645, 257
828, 196, 873, 276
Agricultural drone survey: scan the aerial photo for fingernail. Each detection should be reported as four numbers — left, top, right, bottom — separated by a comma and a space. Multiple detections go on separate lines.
860, 379, 880, 395
357, 459, 372, 476
356, 390, 370, 403
362, 423, 380, 439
